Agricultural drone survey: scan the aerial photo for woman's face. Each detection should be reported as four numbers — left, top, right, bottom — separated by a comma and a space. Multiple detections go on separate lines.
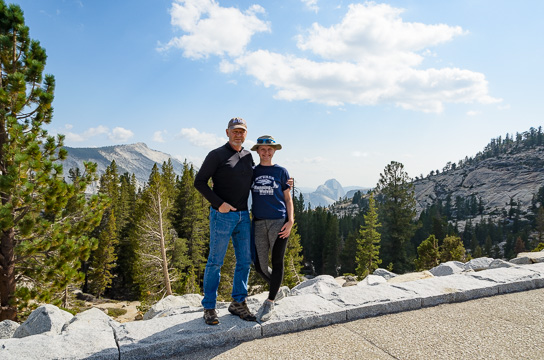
257, 145, 276, 163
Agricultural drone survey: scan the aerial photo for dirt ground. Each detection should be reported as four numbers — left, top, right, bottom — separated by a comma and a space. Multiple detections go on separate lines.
91, 300, 142, 323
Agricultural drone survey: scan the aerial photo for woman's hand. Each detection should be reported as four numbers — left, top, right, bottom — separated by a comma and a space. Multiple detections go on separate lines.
279, 219, 294, 238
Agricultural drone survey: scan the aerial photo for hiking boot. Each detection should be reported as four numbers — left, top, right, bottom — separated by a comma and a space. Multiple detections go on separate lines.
228, 300, 256, 321
259, 300, 275, 322
203, 309, 219, 325
274, 286, 290, 302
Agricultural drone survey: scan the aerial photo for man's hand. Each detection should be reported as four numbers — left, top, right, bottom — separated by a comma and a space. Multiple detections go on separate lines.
218, 202, 236, 213
287, 178, 294, 187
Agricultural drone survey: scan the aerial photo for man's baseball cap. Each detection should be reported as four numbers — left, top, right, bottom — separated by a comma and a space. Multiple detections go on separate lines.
228, 117, 247, 130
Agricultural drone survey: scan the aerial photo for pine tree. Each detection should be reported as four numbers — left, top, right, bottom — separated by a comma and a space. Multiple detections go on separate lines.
283, 223, 304, 288
535, 207, 544, 245
172, 161, 208, 287
375, 161, 417, 273
513, 236, 526, 255
110, 172, 139, 299
440, 235, 467, 262
248, 264, 267, 295
323, 213, 340, 276
484, 235, 492, 256
88, 209, 118, 298
355, 194, 382, 279
86, 162, 119, 297
473, 245, 483, 258
339, 231, 358, 275
134, 163, 181, 301
171, 236, 189, 292
179, 265, 200, 295
0, 2, 106, 320
414, 235, 440, 271
217, 242, 236, 301
306, 207, 325, 274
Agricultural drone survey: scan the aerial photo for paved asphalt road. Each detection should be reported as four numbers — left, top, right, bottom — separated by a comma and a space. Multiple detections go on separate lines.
170, 288, 544, 360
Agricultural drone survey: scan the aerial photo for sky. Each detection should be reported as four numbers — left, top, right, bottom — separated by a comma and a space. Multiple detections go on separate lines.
11, 0, 544, 191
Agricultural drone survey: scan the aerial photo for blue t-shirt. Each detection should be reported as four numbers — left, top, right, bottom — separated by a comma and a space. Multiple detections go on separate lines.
251, 164, 290, 219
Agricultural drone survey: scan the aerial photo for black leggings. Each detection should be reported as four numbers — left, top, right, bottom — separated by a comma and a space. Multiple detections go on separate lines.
253, 222, 289, 301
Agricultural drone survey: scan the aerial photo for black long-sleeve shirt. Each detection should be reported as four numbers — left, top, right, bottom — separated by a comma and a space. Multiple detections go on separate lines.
194, 142, 254, 211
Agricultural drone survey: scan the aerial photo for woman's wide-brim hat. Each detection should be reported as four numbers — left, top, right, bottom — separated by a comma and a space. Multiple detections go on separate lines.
250, 135, 282, 151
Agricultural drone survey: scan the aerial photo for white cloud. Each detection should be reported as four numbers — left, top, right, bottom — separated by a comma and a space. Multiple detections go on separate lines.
235, 51, 500, 112
85, 125, 109, 137
153, 130, 166, 143
235, 0, 504, 113
467, 110, 481, 116
296, 3, 466, 63
167, 1, 502, 113
219, 59, 240, 73
301, 0, 319, 13
61, 125, 135, 144
109, 127, 134, 142
178, 127, 227, 148
352, 151, 368, 158
161, 0, 270, 59
64, 132, 85, 142
64, 125, 109, 142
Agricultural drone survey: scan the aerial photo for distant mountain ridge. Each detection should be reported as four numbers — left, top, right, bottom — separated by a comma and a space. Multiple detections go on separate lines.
63, 143, 185, 190
301, 179, 369, 208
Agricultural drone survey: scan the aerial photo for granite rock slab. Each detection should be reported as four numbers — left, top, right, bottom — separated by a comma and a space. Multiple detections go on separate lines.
259, 294, 345, 337
117, 307, 261, 360
13, 304, 73, 338
0, 308, 119, 360
1, 258, 544, 360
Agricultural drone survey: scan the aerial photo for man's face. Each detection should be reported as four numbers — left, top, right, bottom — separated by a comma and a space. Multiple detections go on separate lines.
226, 128, 247, 148
257, 145, 276, 162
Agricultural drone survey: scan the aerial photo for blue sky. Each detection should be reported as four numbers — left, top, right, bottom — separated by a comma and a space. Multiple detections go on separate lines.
12, 0, 544, 190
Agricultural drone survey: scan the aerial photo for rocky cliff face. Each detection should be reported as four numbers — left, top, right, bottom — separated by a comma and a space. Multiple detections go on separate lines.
413, 147, 544, 219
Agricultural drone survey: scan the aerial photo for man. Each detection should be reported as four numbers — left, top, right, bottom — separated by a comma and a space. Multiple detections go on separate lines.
194, 117, 256, 325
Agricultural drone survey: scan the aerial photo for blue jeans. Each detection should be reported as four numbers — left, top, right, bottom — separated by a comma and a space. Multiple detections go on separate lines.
201, 208, 251, 309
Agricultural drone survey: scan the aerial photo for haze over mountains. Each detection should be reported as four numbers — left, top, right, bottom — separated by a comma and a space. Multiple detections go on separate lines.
63, 133, 544, 220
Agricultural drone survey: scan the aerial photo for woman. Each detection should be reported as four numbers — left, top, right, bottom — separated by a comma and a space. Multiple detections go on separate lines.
250, 135, 294, 322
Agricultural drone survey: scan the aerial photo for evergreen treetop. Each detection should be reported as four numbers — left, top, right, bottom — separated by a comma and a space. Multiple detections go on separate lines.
0, 1, 106, 321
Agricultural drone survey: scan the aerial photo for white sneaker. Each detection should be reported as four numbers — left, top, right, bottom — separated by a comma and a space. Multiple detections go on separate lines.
259, 300, 275, 322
